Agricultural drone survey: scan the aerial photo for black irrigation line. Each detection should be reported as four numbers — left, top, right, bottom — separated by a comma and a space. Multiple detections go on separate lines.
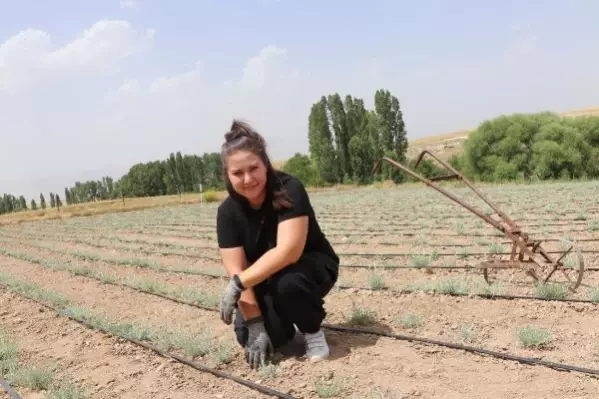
338, 249, 599, 256
0, 285, 297, 399
6, 237, 599, 279
0, 379, 21, 399
4, 251, 599, 380
72, 269, 599, 379
5, 245, 599, 309
319, 324, 599, 377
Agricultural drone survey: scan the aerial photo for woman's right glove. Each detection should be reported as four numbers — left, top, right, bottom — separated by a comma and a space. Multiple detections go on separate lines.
244, 316, 274, 369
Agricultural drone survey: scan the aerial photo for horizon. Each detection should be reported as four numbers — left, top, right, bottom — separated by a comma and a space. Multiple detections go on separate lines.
1, 0, 598, 202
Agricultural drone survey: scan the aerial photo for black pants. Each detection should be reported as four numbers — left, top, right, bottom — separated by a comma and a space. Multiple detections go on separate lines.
234, 251, 338, 350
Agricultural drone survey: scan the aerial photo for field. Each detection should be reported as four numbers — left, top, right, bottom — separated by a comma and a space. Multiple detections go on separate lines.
1, 178, 599, 398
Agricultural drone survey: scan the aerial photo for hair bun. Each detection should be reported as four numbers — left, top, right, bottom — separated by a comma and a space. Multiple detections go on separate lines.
224, 130, 246, 143
224, 119, 266, 147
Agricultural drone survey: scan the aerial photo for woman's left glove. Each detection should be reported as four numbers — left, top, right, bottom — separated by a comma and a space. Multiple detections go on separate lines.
220, 274, 245, 324
245, 316, 274, 369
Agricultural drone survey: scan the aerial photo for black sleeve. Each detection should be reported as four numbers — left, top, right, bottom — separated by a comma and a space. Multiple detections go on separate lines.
216, 204, 242, 248
277, 178, 312, 223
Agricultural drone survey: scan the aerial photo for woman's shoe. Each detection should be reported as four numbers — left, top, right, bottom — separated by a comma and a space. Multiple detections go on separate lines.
303, 329, 330, 362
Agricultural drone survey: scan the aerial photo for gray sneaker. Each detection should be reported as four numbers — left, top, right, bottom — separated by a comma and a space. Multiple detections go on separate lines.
303, 329, 330, 362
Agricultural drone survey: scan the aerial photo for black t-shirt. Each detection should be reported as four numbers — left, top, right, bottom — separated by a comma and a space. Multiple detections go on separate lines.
216, 170, 339, 266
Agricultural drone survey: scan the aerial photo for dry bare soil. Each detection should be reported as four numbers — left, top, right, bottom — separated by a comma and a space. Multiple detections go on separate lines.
1, 178, 599, 398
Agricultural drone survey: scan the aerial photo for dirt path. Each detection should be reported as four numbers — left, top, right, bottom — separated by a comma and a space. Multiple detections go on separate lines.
0, 289, 271, 399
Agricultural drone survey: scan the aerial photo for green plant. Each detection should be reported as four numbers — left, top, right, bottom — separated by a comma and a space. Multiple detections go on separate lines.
517, 326, 552, 349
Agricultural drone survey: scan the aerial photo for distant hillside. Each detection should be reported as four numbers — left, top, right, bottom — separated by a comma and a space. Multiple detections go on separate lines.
274, 106, 599, 168
406, 129, 471, 161
407, 106, 599, 162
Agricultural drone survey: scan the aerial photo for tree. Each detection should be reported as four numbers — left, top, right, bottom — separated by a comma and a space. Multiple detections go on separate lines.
281, 153, 321, 186
308, 97, 338, 184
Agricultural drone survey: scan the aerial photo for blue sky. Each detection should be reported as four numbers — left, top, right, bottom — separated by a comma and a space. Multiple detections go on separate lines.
1, 0, 598, 200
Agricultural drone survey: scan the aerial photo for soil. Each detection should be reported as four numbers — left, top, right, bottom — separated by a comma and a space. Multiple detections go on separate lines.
1, 183, 599, 398
1, 249, 599, 398
0, 289, 272, 399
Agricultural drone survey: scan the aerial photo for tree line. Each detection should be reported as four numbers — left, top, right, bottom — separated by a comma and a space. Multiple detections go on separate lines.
0, 151, 225, 216
2, 90, 599, 217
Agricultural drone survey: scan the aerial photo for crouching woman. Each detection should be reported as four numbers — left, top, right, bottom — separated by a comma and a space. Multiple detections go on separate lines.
216, 120, 339, 369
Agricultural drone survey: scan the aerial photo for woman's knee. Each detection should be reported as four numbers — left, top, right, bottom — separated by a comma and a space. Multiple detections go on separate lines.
272, 256, 336, 299
271, 270, 306, 299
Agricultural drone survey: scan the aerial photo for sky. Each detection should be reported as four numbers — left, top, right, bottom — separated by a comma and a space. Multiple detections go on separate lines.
1, 0, 598, 201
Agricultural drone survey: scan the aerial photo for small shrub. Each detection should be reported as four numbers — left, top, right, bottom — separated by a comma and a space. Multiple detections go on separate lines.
459, 325, 476, 343
346, 308, 376, 326
395, 314, 423, 329
0, 332, 18, 375
315, 376, 344, 398
258, 363, 282, 379
410, 255, 431, 268
433, 279, 467, 295
488, 243, 503, 254
534, 283, 568, 300
12, 366, 54, 390
367, 272, 386, 290
517, 326, 552, 349
203, 190, 218, 203
43, 382, 87, 399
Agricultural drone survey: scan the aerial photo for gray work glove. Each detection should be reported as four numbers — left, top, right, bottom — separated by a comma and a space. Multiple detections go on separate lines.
219, 275, 244, 325
245, 316, 274, 369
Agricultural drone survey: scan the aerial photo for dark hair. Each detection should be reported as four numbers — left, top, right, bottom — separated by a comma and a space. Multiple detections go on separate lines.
221, 119, 292, 210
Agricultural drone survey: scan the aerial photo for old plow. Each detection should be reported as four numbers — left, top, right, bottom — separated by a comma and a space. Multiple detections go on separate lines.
372, 150, 585, 291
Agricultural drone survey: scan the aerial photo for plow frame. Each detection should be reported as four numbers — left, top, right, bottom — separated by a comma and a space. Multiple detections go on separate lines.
371, 150, 585, 291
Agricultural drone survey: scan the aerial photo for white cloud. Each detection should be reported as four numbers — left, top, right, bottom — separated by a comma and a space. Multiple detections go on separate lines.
120, 0, 138, 10
0, 20, 154, 94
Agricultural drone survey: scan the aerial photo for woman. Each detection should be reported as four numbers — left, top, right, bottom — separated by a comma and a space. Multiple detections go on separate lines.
216, 120, 339, 370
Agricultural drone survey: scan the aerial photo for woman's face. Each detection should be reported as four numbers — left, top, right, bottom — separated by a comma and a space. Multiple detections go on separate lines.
226, 150, 268, 206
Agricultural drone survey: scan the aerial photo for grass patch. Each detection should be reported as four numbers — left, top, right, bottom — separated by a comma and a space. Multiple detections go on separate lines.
43, 382, 87, 399
517, 326, 552, 349
0, 329, 86, 397
345, 307, 376, 326
432, 279, 468, 295
258, 363, 282, 380
315, 376, 344, 398
534, 283, 568, 300
395, 314, 423, 329
367, 272, 387, 290
0, 273, 231, 368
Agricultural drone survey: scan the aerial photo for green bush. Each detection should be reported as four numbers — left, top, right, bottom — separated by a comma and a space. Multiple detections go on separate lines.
460, 112, 599, 182
203, 190, 218, 203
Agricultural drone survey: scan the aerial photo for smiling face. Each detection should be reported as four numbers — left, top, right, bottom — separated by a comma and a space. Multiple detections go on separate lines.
225, 150, 268, 208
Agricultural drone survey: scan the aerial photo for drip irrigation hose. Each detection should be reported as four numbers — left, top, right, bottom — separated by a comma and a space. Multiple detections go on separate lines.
3, 252, 599, 381
2, 246, 599, 307
0, 285, 297, 399
0, 378, 21, 399
68, 272, 599, 379
321, 324, 599, 377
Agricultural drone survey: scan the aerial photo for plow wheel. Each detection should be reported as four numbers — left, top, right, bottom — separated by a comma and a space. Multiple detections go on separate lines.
481, 260, 538, 287
480, 237, 585, 292
539, 237, 585, 292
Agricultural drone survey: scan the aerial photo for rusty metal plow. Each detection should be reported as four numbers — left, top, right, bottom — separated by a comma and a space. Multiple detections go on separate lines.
371, 150, 585, 292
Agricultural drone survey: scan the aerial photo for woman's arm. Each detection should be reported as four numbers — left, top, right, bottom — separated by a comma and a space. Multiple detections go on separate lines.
219, 247, 262, 320
238, 214, 309, 289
